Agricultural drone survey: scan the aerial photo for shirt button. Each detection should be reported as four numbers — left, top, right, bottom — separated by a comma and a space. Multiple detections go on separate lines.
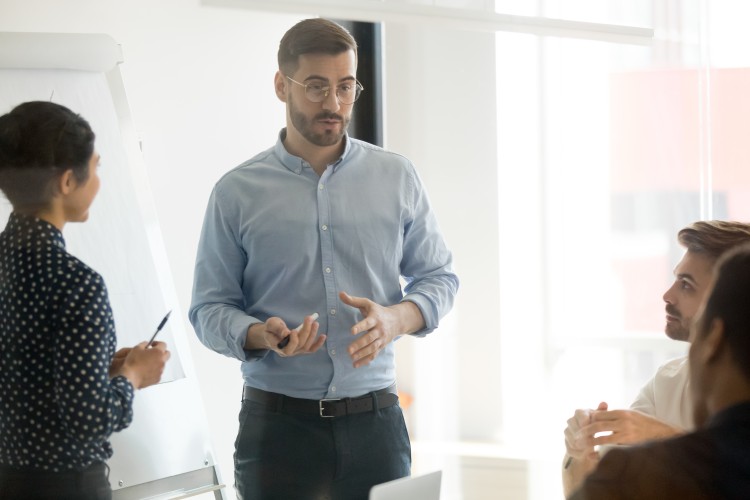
330, 349, 336, 356
319, 184, 324, 190
321, 224, 328, 231
330, 308, 336, 316
331, 386, 337, 392
325, 267, 331, 274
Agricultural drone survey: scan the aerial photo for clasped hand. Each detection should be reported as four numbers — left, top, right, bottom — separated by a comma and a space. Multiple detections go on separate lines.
565, 401, 682, 460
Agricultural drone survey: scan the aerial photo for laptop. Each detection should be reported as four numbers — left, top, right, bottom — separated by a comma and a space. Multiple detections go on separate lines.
369, 470, 442, 500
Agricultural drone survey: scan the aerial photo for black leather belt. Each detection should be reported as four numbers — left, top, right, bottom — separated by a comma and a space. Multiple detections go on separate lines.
242, 384, 398, 418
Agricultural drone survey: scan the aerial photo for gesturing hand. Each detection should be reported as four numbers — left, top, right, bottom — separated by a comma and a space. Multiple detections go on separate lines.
247, 315, 326, 357
339, 291, 404, 368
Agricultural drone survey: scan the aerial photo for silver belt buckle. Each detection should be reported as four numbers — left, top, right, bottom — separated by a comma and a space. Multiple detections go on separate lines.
319, 398, 339, 418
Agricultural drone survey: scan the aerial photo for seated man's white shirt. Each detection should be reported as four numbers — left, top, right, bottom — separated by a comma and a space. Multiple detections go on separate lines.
629, 356, 694, 431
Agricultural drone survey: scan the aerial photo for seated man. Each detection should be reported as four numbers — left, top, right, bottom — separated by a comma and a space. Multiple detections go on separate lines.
569, 242, 750, 499
562, 221, 750, 496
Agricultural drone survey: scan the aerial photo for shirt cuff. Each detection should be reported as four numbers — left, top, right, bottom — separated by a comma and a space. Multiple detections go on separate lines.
401, 294, 436, 337
111, 374, 135, 396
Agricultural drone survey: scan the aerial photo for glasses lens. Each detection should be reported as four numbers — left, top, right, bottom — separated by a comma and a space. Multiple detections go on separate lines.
337, 83, 362, 104
305, 83, 328, 103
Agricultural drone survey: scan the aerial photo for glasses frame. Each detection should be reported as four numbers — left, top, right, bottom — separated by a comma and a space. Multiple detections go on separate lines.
286, 76, 364, 105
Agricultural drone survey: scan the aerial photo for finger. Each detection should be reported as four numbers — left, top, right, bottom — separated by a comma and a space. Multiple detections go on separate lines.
276, 328, 299, 356
348, 329, 377, 357
579, 421, 620, 438
592, 432, 627, 447
352, 340, 380, 368
272, 318, 292, 349
276, 330, 297, 355
350, 332, 382, 364
280, 315, 317, 350
294, 314, 317, 332
149, 341, 168, 351
268, 317, 290, 333
308, 334, 327, 353
339, 291, 366, 307
597, 401, 609, 411
573, 409, 592, 426
353, 353, 377, 368
591, 410, 627, 422
350, 317, 375, 336
565, 418, 578, 432
299, 322, 320, 351
571, 426, 600, 450
565, 425, 590, 447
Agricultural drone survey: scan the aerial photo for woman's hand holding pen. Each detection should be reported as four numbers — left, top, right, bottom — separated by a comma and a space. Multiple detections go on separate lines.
116, 341, 171, 390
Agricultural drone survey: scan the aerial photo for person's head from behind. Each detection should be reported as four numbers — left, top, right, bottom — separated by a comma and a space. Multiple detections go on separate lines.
274, 18, 361, 148
662, 221, 750, 341
689, 243, 750, 426
0, 101, 100, 227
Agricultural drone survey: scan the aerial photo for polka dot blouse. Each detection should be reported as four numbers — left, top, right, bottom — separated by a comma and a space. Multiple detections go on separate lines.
0, 212, 134, 472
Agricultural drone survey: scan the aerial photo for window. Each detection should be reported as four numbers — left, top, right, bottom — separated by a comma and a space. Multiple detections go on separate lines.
387, 1, 750, 498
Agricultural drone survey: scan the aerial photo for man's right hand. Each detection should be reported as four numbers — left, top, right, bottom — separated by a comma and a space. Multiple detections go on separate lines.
565, 401, 609, 461
562, 401, 608, 497
245, 315, 327, 356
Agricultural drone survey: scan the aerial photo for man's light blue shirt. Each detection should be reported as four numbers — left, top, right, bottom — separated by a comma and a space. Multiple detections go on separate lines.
189, 131, 458, 399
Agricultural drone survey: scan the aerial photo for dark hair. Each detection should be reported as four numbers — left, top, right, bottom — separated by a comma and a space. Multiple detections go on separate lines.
277, 18, 358, 76
699, 243, 750, 379
678, 220, 750, 262
0, 101, 95, 210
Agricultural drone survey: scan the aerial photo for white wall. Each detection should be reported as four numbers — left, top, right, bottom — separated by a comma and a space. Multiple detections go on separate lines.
0, 1, 502, 495
383, 23, 501, 441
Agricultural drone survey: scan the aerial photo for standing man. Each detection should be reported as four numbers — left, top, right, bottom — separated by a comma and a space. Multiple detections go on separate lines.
189, 18, 458, 500
562, 221, 750, 496
569, 242, 750, 499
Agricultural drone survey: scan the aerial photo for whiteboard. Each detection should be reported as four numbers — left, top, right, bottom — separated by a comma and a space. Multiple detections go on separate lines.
0, 33, 225, 498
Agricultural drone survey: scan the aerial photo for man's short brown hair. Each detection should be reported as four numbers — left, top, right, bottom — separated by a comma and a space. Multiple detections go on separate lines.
678, 220, 750, 262
278, 18, 358, 76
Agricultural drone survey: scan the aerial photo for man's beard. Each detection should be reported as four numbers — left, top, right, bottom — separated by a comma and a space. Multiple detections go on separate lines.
665, 304, 691, 342
289, 95, 350, 147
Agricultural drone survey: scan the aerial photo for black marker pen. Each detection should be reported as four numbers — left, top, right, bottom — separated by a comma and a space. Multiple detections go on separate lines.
147, 310, 172, 347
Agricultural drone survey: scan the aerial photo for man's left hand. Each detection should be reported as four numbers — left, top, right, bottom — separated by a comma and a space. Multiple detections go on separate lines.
582, 409, 684, 447
339, 291, 420, 368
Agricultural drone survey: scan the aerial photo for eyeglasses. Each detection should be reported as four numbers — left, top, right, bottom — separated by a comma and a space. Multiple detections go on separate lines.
286, 76, 364, 105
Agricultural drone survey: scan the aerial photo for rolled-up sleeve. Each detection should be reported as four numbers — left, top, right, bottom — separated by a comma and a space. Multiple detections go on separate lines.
189, 184, 267, 361
400, 165, 459, 336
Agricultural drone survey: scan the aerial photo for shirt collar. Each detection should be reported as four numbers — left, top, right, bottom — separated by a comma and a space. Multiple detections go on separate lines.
275, 128, 351, 175
6, 212, 66, 250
